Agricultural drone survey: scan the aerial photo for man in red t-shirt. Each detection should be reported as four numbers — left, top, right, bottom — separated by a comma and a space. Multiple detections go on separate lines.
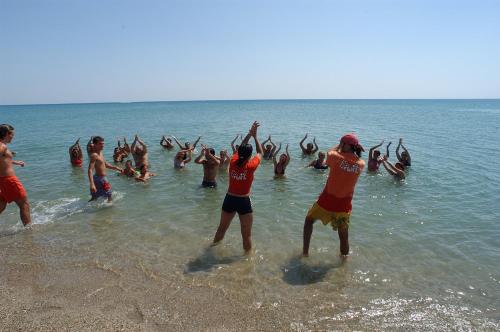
213, 121, 263, 253
303, 133, 365, 257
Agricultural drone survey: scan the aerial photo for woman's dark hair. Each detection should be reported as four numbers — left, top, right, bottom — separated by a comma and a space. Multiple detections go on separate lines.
351, 145, 363, 158
0, 124, 14, 139
92, 136, 104, 144
236, 144, 253, 167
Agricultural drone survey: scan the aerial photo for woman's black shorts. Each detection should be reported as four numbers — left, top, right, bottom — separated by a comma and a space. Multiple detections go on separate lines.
222, 194, 252, 215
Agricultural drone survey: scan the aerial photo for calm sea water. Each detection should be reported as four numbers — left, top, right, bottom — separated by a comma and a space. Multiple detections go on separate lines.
1, 100, 499, 330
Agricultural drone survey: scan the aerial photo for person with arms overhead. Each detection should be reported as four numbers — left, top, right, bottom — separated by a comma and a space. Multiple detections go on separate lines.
131, 134, 149, 169
69, 138, 83, 167
396, 138, 411, 168
213, 121, 263, 253
273, 143, 291, 177
262, 135, 277, 160
299, 133, 319, 155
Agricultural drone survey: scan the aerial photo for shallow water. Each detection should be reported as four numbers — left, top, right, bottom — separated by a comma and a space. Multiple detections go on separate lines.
1, 100, 499, 329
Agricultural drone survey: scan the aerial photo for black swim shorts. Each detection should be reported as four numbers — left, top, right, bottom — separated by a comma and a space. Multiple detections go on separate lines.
222, 194, 252, 215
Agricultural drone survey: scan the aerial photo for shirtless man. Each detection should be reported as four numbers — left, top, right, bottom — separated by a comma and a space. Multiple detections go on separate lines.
0, 124, 31, 226
131, 135, 149, 169
88, 136, 123, 202
195, 145, 221, 188
300, 133, 319, 155
69, 138, 83, 167
160, 135, 174, 149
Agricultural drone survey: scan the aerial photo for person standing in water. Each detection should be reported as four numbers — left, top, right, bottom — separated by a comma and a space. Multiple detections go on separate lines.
303, 133, 365, 257
88, 136, 123, 202
367, 140, 384, 172
262, 135, 277, 160
273, 143, 291, 177
299, 133, 319, 155
306, 151, 328, 170
194, 145, 221, 188
131, 135, 149, 169
213, 121, 263, 253
69, 138, 83, 167
396, 138, 411, 168
0, 124, 31, 226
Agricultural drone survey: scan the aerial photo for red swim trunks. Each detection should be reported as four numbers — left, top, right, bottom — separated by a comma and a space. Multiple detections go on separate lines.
0, 176, 27, 203
71, 159, 83, 167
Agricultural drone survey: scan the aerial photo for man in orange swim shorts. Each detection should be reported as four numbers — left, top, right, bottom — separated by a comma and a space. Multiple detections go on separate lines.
303, 133, 365, 257
0, 124, 31, 226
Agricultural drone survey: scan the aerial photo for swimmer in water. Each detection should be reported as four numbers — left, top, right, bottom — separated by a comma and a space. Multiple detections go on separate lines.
306, 151, 328, 169
122, 160, 139, 178
131, 134, 149, 169
69, 138, 83, 167
218, 149, 230, 171
262, 135, 277, 160
299, 133, 319, 155
367, 140, 384, 172
381, 156, 406, 180
135, 164, 156, 182
273, 143, 290, 177
195, 144, 220, 188
160, 135, 174, 149
396, 138, 411, 167
174, 146, 194, 169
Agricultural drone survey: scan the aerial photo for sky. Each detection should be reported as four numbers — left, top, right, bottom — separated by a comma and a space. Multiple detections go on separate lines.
1, 0, 499, 105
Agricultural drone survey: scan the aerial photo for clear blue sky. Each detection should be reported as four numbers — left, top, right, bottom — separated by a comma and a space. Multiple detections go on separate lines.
1, 0, 499, 104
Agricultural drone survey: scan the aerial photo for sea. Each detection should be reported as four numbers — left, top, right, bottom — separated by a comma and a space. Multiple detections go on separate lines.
0, 99, 499, 330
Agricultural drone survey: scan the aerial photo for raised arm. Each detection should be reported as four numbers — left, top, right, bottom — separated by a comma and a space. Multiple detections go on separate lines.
87, 137, 94, 155
270, 139, 277, 155
194, 145, 206, 164
312, 137, 319, 154
285, 144, 291, 166
262, 135, 271, 145
231, 134, 239, 153
122, 137, 130, 153
272, 143, 282, 167
381, 159, 397, 176
401, 144, 411, 165
138, 137, 148, 153
385, 142, 392, 158
131, 135, 139, 152
299, 134, 308, 153
396, 138, 402, 161
251, 122, 263, 155
192, 136, 202, 148
369, 140, 384, 160
171, 136, 184, 149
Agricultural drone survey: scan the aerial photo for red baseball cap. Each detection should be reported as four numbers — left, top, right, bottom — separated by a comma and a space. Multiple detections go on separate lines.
340, 133, 364, 151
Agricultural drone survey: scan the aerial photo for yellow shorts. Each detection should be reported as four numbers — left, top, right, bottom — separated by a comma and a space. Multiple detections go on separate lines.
306, 202, 350, 230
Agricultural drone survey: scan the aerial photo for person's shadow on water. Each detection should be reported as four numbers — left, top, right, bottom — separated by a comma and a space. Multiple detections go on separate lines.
185, 245, 242, 273
281, 254, 343, 285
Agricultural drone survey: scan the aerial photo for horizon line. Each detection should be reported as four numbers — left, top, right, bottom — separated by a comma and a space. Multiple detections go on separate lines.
1, 97, 500, 107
